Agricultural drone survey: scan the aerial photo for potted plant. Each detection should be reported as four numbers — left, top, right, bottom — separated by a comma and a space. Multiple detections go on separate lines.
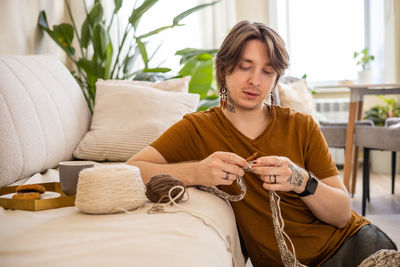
364, 95, 400, 125
363, 95, 400, 173
353, 48, 374, 84
38, 0, 219, 113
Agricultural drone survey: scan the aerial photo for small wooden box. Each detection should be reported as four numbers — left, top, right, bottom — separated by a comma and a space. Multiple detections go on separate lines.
0, 182, 75, 211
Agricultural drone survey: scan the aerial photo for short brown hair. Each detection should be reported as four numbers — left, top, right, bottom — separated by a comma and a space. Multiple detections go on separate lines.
215, 21, 289, 91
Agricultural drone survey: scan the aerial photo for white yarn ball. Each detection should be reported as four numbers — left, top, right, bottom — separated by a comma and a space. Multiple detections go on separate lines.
75, 164, 148, 214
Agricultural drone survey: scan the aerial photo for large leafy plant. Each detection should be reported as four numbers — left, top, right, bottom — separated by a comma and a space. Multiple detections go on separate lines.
175, 48, 220, 110
38, 0, 218, 113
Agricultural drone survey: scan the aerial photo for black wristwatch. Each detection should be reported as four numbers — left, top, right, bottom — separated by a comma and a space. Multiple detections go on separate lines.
296, 172, 318, 197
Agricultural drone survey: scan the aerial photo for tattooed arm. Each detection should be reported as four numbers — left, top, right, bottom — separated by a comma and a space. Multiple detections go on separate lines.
251, 157, 351, 228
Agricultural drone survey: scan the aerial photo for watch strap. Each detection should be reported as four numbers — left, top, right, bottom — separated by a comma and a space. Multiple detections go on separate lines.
296, 172, 318, 197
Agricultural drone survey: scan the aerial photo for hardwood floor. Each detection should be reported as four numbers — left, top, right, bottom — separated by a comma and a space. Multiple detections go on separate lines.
348, 168, 400, 246
349, 168, 400, 215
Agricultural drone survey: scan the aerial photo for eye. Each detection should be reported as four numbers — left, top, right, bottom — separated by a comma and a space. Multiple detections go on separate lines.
263, 69, 275, 75
263, 70, 272, 75
239, 65, 251, 71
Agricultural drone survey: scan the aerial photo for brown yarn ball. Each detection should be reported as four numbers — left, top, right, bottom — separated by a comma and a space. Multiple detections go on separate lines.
145, 174, 186, 203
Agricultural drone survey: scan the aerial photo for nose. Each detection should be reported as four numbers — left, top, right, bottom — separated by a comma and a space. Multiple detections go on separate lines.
249, 69, 261, 86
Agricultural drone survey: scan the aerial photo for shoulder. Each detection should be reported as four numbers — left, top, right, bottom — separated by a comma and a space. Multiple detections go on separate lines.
183, 107, 220, 124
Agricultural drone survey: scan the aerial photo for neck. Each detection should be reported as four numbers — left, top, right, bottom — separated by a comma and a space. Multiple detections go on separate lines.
222, 104, 270, 128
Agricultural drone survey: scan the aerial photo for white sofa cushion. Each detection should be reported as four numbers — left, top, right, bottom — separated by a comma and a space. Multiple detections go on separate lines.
73, 79, 199, 161
0, 55, 91, 187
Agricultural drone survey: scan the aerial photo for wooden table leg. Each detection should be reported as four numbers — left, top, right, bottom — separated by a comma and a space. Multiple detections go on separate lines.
350, 101, 364, 196
351, 146, 359, 196
343, 101, 358, 192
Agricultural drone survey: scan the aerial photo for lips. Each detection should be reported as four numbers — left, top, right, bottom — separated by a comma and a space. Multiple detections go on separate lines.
243, 90, 260, 97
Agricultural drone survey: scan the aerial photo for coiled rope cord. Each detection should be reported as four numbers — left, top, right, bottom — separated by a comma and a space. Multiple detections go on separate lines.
194, 152, 304, 267
145, 152, 302, 266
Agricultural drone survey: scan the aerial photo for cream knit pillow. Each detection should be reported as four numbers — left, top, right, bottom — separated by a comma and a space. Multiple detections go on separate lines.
277, 79, 318, 120
73, 79, 199, 161
102, 76, 190, 92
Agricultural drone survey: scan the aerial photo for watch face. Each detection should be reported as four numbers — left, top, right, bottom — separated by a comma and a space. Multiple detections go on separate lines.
308, 176, 318, 194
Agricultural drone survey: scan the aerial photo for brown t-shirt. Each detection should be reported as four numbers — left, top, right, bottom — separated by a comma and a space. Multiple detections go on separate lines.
151, 105, 368, 266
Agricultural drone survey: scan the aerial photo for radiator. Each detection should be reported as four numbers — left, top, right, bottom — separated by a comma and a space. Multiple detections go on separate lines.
315, 98, 349, 166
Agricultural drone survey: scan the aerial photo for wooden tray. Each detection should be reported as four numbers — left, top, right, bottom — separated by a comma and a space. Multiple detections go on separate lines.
0, 182, 75, 211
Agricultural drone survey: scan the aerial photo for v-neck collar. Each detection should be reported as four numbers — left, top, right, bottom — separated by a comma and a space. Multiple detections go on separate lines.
214, 105, 276, 143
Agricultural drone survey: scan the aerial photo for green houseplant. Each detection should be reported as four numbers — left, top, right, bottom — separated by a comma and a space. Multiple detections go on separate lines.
363, 95, 400, 126
364, 95, 400, 174
353, 48, 375, 71
353, 48, 374, 83
38, 0, 218, 113
175, 48, 219, 110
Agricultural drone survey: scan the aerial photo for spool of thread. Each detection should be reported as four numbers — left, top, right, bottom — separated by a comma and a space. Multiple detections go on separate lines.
145, 174, 186, 203
75, 164, 148, 214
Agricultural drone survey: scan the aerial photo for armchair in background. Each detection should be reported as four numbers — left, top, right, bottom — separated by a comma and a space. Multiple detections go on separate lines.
354, 117, 400, 216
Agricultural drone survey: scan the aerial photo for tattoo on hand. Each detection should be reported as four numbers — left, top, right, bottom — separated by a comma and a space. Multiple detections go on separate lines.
287, 163, 303, 187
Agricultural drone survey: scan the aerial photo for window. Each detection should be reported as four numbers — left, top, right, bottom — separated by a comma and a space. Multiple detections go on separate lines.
116, 0, 205, 71
277, 0, 365, 82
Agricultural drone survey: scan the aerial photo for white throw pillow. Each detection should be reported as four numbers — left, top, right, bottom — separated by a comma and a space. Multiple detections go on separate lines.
73, 80, 199, 161
277, 79, 318, 120
102, 76, 190, 92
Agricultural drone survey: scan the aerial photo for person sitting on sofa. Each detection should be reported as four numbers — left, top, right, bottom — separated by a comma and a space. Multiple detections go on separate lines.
127, 20, 397, 266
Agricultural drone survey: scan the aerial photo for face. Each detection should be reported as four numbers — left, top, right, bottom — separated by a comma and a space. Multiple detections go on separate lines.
224, 39, 277, 111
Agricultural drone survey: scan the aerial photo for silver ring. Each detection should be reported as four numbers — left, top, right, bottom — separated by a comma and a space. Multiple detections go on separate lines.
277, 157, 283, 167
225, 172, 230, 180
268, 175, 272, 183
272, 175, 277, 184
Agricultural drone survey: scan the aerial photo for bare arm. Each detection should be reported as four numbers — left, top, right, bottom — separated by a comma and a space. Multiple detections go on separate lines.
126, 146, 248, 186
300, 174, 351, 228
251, 156, 351, 228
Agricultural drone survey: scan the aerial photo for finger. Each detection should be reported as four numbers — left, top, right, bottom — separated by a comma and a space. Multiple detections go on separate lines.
253, 156, 286, 167
276, 156, 285, 167
260, 175, 280, 184
219, 172, 234, 185
222, 163, 245, 177
251, 166, 278, 176
222, 171, 238, 181
262, 182, 281, 191
252, 156, 276, 167
215, 151, 248, 168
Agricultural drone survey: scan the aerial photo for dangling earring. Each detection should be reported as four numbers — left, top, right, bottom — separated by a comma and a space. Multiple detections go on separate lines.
270, 92, 274, 106
219, 86, 227, 109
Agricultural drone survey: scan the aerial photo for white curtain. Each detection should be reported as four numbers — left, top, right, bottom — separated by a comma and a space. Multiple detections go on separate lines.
388, 0, 400, 83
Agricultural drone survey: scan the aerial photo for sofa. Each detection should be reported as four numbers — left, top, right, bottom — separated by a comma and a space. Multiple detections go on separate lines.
0, 55, 245, 266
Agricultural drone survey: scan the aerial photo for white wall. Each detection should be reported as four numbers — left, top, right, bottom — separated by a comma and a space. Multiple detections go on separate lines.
0, 0, 67, 63
234, 0, 271, 25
